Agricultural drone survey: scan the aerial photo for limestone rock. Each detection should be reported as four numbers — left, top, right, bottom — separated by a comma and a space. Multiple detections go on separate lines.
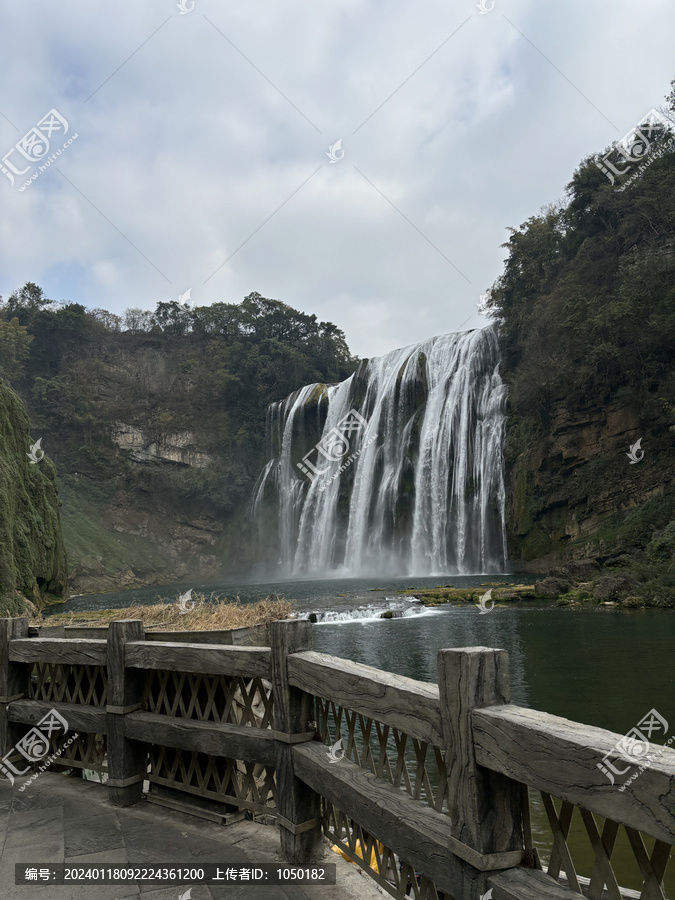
534, 577, 571, 598
591, 574, 638, 601
111, 423, 212, 468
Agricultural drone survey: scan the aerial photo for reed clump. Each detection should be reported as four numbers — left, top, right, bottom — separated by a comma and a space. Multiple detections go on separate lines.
42, 592, 293, 630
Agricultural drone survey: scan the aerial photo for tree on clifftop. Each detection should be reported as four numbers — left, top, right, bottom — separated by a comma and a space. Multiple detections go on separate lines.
0, 318, 32, 383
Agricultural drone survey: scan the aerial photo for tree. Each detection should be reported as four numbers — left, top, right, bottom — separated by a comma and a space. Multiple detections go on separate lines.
153, 301, 191, 335
5, 282, 52, 318
0, 318, 33, 383
123, 308, 154, 334
90, 308, 122, 330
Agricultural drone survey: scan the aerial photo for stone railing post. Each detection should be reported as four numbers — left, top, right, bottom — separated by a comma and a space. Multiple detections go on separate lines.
438, 647, 524, 897
0, 617, 29, 758
270, 619, 323, 863
106, 619, 146, 807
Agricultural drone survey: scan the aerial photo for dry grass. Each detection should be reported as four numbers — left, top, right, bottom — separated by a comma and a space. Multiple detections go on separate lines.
42, 592, 294, 630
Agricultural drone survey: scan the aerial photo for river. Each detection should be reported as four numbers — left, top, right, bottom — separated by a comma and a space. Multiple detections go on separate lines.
50, 576, 675, 891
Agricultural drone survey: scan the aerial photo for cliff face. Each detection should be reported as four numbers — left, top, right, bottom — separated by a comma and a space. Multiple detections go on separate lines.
2, 292, 355, 593
0, 384, 68, 614
47, 344, 240, 594
57, 474, 230, 595
506, 393, 673, 570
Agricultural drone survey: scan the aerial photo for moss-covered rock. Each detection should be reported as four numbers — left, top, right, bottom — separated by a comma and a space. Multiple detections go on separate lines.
0, 383, 68, 615
397, 583, 538, 605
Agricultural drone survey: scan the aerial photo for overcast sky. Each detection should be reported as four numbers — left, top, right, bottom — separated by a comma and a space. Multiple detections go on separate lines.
0, 0, 672, 358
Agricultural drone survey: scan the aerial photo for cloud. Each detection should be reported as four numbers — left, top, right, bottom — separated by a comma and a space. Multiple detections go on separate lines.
0, 0, 673, 357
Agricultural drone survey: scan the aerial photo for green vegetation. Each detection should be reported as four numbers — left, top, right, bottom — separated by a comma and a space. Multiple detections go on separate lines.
577, 494, 675, 607
486, 81, 675, 606
0, 383, 68, 615
0, 318, 32, 382
398, 584, 537, 605
489, 155, 675, 420
57, 477, 167, 588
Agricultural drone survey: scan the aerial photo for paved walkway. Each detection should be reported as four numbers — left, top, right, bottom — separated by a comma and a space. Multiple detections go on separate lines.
0, 772, 386, 900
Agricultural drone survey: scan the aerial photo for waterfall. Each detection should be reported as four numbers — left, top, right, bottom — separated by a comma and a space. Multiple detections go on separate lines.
251, 325, 508, 577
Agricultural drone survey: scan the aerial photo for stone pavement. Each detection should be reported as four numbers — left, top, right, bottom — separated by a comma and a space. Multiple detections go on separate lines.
0, 772, 387, 900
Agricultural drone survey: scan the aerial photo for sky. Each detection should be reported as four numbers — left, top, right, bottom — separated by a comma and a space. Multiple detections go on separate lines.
0, 0, 673, 358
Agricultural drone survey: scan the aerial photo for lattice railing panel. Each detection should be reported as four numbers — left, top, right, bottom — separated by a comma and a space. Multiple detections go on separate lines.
29, 663, 107, 706
147, 746, 276, 813
143, 671, 272, 728
526, 789, 673, 900
324, 799, 447, 900
314, 697, 448, 814
47, 731, 107, 773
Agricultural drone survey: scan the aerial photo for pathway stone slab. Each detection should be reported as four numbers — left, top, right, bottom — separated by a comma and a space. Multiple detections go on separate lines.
0, 773, 387, 900
64, 813, 125, 856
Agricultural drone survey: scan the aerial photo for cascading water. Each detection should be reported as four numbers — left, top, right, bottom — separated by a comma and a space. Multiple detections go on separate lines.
251, 325, 508, 577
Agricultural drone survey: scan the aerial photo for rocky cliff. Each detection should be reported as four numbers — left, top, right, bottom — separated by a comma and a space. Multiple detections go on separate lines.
35, 342, 234, 594
0, 383, 68, 614
507, 395, 673, 570
1, 291, 355, 593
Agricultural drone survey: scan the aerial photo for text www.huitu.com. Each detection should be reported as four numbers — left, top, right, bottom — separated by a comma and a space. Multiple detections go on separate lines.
17, 732, 80, 791
18, 134, 79, 192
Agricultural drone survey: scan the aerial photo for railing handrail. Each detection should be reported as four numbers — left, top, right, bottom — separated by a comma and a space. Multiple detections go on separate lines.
125, 640, 271, 678
288, 649, 443, 747
9, 637, 108, 665
9, 633, 271, 678
32, 623, 269, 645
473, 704, 675, 845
